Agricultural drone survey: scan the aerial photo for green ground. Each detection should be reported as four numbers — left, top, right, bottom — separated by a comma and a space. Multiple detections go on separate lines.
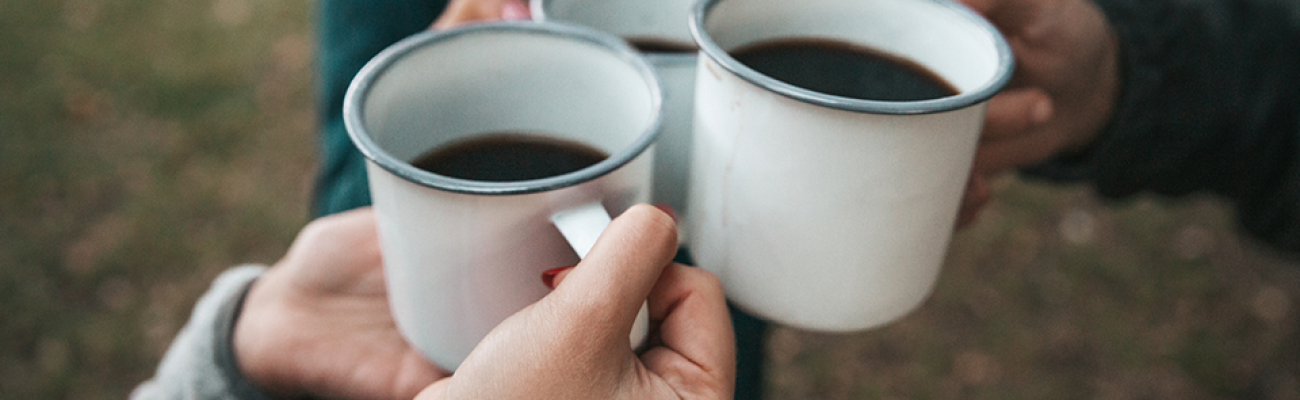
1, 1, 1297, 399
1, 0, 314, 398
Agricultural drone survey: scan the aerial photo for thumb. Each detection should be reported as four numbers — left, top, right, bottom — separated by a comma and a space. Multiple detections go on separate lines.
542, 204, 678, 343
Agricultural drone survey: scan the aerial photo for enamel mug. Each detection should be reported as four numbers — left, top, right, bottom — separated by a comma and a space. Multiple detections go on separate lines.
687, 0, 1014, 331
532, 0, 700, 227
345, 22, 661, 369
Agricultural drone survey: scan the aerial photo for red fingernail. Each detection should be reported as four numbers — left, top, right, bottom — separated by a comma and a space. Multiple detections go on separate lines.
541, 266, 573, 290
653, 203, 677, 222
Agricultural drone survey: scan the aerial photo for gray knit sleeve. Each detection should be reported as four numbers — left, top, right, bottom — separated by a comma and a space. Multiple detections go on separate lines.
130, 265, 279, 400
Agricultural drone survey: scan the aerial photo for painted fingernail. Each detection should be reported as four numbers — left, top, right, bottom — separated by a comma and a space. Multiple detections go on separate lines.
541, 266, 574, 289
653, 203, 677, 222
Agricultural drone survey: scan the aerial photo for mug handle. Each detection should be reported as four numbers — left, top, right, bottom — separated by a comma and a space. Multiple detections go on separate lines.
550, 201, 651, 350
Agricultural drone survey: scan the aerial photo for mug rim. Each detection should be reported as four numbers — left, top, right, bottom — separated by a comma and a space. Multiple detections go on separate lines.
344, 22, 664, 196
530, 0, 700, 53
689, 0, 1014, 115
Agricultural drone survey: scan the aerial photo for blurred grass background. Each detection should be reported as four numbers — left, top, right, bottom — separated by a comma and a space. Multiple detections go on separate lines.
1, 0, 314, 398
1, 0, 1297, 399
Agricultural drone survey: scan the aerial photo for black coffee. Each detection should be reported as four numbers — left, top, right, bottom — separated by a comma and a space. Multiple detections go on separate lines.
729, 38, 959, 101
628, 38, 699, 54
411, 132, 609, 182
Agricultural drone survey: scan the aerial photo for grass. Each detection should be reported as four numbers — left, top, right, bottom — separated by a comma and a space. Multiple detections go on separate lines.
2, 1, 1298, 399
1, 0, 313, 398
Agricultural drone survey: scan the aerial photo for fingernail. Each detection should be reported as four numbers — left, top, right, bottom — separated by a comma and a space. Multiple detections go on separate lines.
541, 266, 573, 290
501, 0, 530, 20
1031, 99, 1053, 124
653, 203, 677, 222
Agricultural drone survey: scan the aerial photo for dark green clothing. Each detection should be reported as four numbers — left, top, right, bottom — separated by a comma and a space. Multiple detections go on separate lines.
313, 0, 449, 216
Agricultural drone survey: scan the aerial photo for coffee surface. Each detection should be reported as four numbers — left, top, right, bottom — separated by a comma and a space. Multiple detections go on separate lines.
629, 38, 699, 54
411, 132, 609, 182
730, 38, 958, 101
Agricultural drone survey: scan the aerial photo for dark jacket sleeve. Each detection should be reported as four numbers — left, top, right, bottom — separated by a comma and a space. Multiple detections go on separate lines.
1025, 0, 1300, 252
313, 0, 450, 217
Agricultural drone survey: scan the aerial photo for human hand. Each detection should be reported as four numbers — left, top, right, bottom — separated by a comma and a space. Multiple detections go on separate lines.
431, 0, 531, 30
956, 0, 1122, 226
416, 204, 736, 400
233, 208, 447, 400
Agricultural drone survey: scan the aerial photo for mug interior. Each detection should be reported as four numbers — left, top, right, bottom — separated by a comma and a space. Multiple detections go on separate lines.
346, 23, 661, 194
694, 0, 1012, 113
533, 0, 697, 49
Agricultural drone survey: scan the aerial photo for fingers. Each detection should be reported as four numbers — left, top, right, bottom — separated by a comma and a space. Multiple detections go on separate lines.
980, 88, 1053, 142
640, 263, 735, 392
955, 173, 992, 229
287, 207, 378, 256
545, 204, 680, 340
390, 352, 452, 400
430, 205, 683, 399
958, 0, 1042, 35
545, 261, 735, 374
544, 232, 735, 398
431, 0, 531, 30
277, 207, 384, 293
973, 88, 1055, 174
973, 124, 1074, 176
498, 0, 530, 20
956, 0, 998, 16
283, 207, 379, 268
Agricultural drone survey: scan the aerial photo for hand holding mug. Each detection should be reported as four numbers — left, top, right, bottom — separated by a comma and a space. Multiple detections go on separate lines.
416, 205, 736, 400
234, 208, 446, 400
347, 22, 662, 370
956, 0, 1121, 225
687, 0, 1013, 331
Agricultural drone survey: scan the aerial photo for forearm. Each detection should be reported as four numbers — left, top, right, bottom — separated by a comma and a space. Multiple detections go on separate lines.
1028, 0, 1300, 251
130, 265, 278, 400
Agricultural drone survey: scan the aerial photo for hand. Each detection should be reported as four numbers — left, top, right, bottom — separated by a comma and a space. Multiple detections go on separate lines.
416, 204, 736, 400
956, 0, 1122, 226
431, 0, 531, 30
234, 208, 447, 400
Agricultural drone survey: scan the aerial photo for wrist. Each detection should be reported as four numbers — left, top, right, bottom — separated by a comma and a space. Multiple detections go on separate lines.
231, 268, 301, 398
212, 266, 283, 400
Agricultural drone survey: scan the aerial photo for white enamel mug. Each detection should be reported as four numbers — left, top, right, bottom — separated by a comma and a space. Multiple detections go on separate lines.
344, 22, 662, 370
687, 0, 1014, 331
529, 0, 696, 51
532, 0, 700, 225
